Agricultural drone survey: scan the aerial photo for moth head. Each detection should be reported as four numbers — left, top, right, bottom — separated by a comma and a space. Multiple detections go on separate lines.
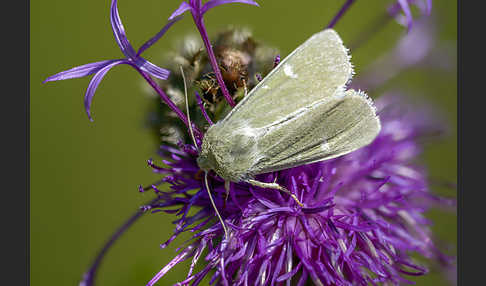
196, 149, 216, 173
197, 129, 224, 174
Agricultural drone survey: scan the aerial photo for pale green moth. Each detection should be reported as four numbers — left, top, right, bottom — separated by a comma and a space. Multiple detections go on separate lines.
186, 29, 381, 238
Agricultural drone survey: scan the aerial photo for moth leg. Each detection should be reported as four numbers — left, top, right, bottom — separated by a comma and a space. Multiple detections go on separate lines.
223, 180, 231, 209
243, 79, 248, 97
246, 179, 304, 207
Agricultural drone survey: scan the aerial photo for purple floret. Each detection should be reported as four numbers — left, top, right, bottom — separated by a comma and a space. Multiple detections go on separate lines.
43, 0, 180, 121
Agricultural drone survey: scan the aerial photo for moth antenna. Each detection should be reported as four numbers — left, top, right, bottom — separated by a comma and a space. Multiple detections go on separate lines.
180, 66, 199, 151
204, 172, 229, 240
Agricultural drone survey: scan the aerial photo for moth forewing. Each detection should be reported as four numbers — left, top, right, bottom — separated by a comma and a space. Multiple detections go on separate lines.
249, 89, 381, 175
218, 29, 353, 129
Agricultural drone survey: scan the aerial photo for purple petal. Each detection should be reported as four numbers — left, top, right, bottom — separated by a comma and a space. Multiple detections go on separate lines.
201, 0, 259, 15
195, 91, 213, 125
110, 0, 136, 58
43, 60, 120, 83
137, 15, 184, 56
277, 262, 302, 282
425, 0, 432, 15
136, 58, 171, 80
190, 0, 201, 11
397, 0, 413, 32
146, 247, 194, 286
84, 60, 125, 121
412, 0, 433, 16
169, 1, 192, 20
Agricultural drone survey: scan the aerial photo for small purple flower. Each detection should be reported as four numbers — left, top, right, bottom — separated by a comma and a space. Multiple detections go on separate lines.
43, 0, 181, 121
143, 95, 453, 286
389, 0, 432, 32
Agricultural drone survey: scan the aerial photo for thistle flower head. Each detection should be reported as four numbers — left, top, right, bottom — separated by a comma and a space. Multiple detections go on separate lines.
143, 94, 453, 286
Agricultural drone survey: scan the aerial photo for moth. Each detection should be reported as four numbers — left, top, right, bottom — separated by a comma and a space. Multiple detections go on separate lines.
186, 29, 381, 237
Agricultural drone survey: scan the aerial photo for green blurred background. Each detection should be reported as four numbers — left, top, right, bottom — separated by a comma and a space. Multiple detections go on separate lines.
31, 1, 457, 285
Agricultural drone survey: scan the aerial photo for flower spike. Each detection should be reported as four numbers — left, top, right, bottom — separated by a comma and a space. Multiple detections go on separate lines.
44, 0, 182, 121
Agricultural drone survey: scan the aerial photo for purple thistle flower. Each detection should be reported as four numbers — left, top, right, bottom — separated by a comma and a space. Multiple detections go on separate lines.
168, 0, 259, 107
143, 95, 453, 286
43, 0, 182, 121
389, 0, 432, 32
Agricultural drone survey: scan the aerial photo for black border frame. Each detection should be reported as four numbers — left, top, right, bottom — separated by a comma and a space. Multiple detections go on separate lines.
4, 0, 29, 285
9, 0, 469, 285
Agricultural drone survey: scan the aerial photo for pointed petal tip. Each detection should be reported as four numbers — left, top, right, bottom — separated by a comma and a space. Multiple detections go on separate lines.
42, 60, 122, 84
169, 2, 191, 21
86, 109, 95, 122
42, 73, 64, 83
42, 74, 61, 83
83, 61, 122, 124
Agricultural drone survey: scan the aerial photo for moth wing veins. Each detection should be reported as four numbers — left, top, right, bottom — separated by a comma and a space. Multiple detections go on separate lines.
249, 89, 381, 175
219, 29, 354, 130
